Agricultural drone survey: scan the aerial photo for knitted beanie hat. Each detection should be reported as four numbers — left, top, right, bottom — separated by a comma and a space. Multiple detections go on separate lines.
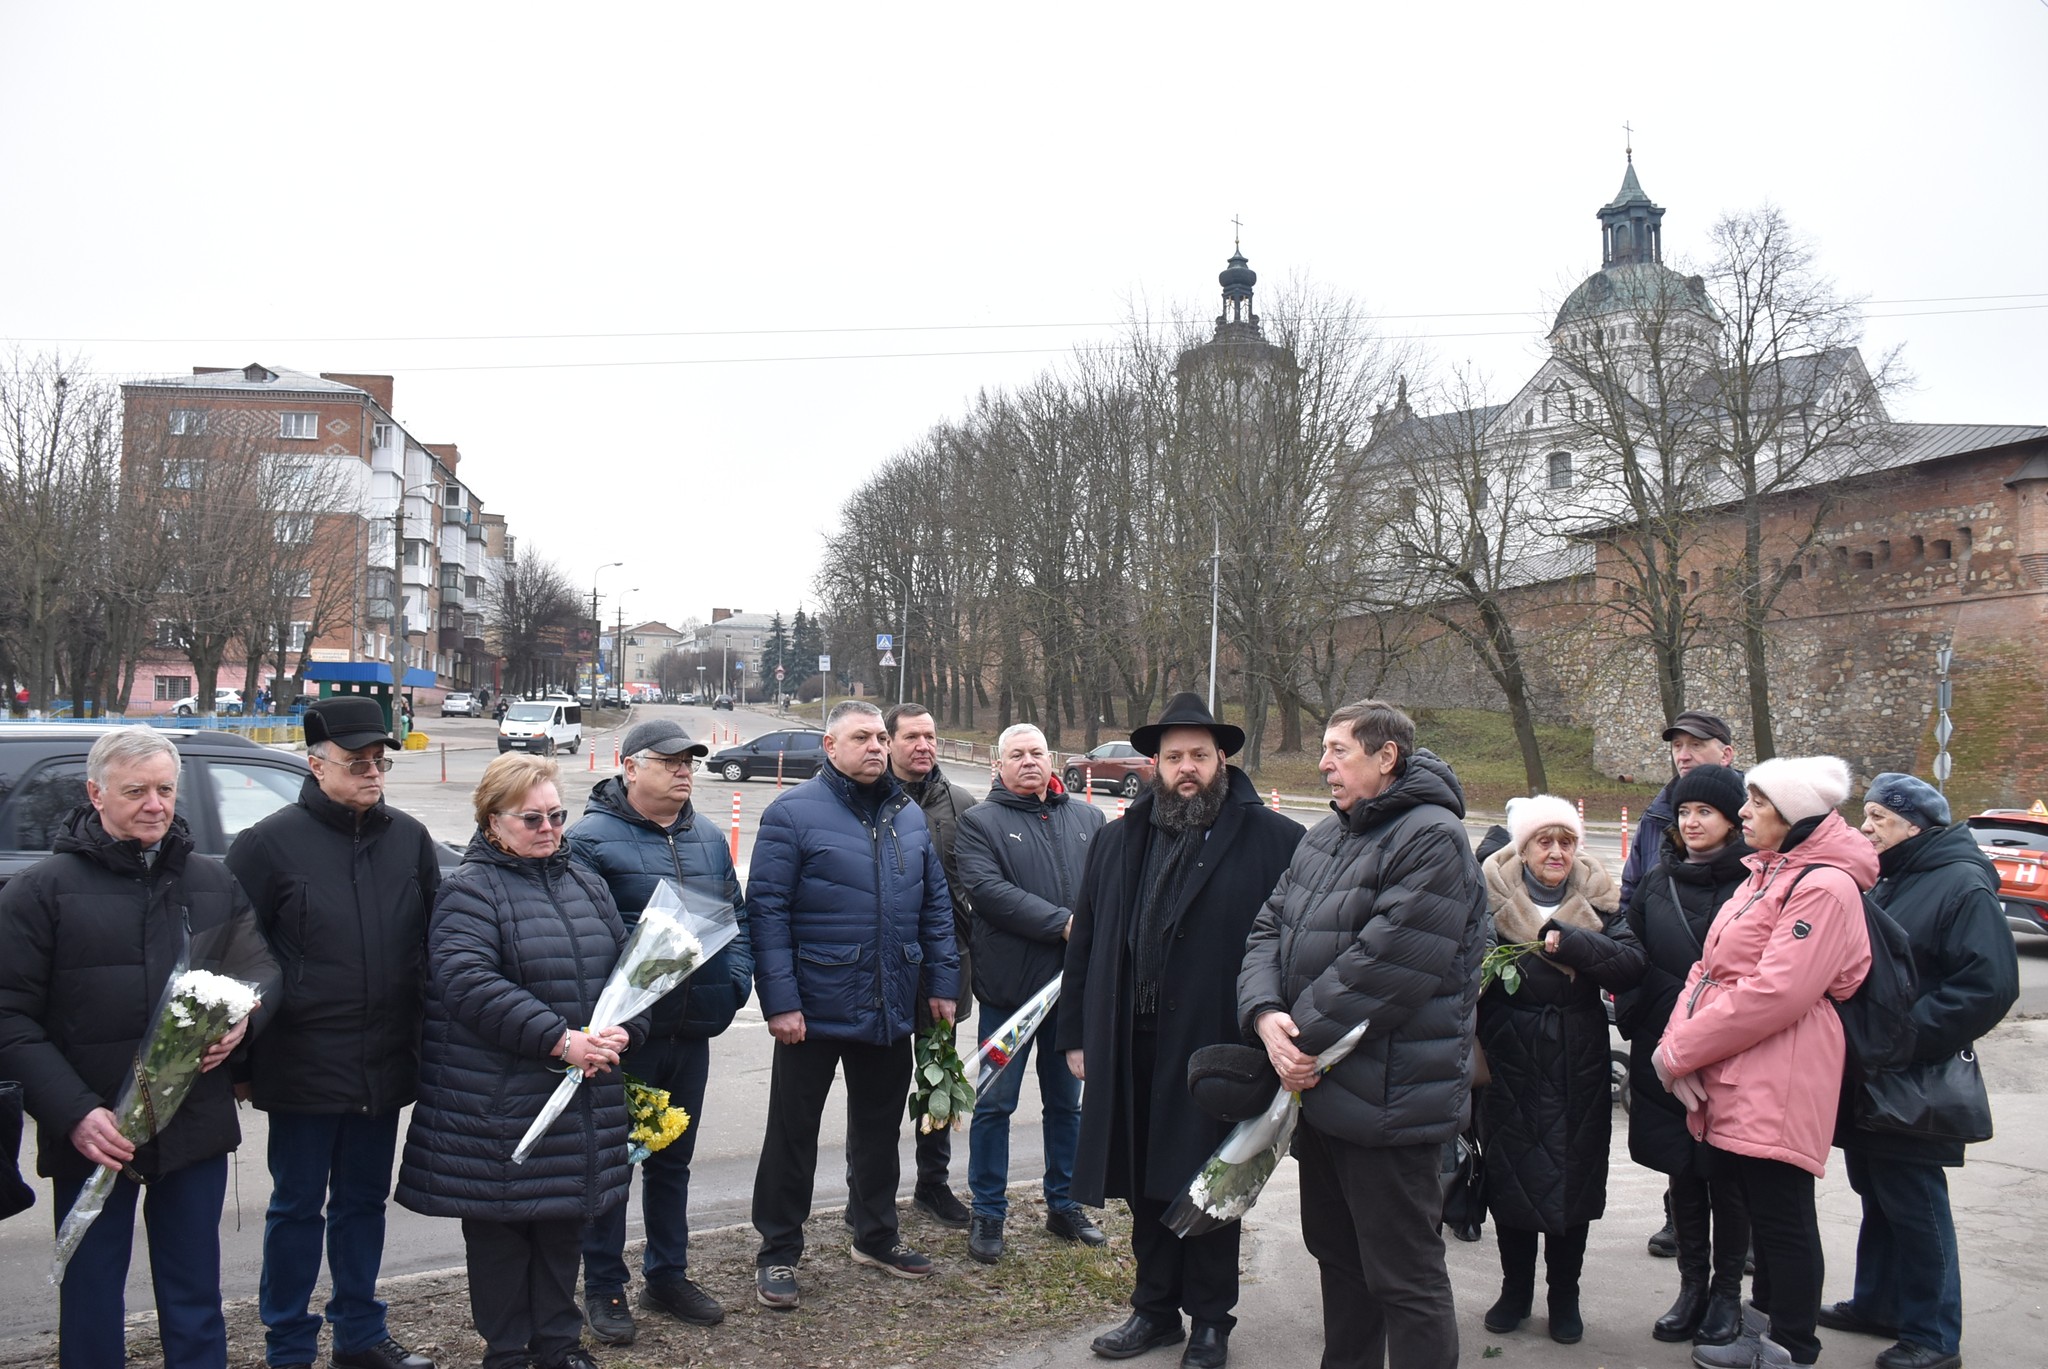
1508, 793, 1583, 851
1670, 763, 1746, 829
1743, 755, 1853, 826
1864, 772, 1950, 830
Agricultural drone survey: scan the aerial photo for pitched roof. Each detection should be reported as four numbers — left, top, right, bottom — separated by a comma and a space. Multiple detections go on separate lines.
124, 363, 371, 397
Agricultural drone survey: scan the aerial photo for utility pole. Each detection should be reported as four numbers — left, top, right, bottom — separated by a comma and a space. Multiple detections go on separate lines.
589, 561, 622, 702
1207, 514, 1221, 714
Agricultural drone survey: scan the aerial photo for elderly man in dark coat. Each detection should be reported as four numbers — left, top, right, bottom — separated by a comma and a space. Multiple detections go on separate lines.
1060, 694, 1304, 1369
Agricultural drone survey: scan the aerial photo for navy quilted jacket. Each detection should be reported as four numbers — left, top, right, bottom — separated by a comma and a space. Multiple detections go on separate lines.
566, 777, 752, 1039
394, 832, 641, 1223
748, 762, 960, 1044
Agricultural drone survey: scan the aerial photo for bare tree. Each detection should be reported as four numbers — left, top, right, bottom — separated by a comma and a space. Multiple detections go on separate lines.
488, 546, 581, 694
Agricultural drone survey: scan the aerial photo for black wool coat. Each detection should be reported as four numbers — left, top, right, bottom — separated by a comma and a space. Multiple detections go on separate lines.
1614, 832, 1751, 1176
0, 809, 279, 1185
228, 778, 442, 1115
1059, 768, 1303, 1205
1841, 821, 2019, 1165
395, 832, 644, 1224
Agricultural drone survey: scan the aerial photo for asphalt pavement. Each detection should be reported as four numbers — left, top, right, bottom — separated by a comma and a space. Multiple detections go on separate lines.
5, 702, 2046, 1360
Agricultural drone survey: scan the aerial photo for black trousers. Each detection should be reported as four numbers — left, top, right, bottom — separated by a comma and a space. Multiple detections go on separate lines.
1715, 1147, 1822, 1365
461, 1216, 583, 1369
1494, 1222, 1588, 1305
1296, 1120, 1460, 1369
1672, 1170, 1751, 1297
753, 1034, 912, 1265
1129, 1026, 1241, 1329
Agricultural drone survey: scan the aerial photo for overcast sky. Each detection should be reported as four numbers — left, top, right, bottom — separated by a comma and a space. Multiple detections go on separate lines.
5, 2, 2043, 637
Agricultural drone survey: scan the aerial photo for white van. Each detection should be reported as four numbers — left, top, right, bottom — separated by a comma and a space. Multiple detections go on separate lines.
497, 699, 583, 755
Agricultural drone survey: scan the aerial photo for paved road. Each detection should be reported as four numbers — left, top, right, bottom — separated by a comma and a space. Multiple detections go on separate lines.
5, 705, 2045, 1353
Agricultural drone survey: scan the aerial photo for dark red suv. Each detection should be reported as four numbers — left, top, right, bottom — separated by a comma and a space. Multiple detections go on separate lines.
1061, 741, 1155, 799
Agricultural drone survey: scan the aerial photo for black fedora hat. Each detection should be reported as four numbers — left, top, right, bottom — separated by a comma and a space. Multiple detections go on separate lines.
1187, 1043, 1281, 1123
1130, 692, 1246, 759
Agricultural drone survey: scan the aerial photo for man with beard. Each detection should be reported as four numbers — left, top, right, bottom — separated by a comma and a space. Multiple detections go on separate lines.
1061, 695, 1304, 1369
956, 723, 1105, 1264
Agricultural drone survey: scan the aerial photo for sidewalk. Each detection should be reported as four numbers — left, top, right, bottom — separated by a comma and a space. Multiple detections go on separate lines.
991, 1016, 2048, 1368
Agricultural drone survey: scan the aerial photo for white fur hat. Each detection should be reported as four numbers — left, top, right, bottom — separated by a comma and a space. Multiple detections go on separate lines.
1742, 755, 1853, 826
1508, 793, 1583, 850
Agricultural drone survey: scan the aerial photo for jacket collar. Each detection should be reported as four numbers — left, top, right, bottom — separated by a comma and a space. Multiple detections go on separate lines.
1335, 747, 1467, 834
54, 805, 194, 878
985, 778, 1063, 812
1743, 810, 1879, 891
299, 774, 390, 834
460, 827, 574, 875
584, 774, 693, 834
819, 758, 903, 815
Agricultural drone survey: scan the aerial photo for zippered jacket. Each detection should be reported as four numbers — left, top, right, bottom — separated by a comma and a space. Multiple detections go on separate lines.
956, 780, 1104, 1011
747, 762, 960, 1044
1659, 810, 1874, 1176
566, 776, 752, 1039
227, 777, 441, 1114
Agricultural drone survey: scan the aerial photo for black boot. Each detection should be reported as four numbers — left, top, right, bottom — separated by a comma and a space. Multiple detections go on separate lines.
1486, 1226, 1538, 1332
1546, 1224, 1588, 1346
1547, 1296, 1583, 1346
1655, 1283, 1710, 1342
1648, 1183, 1678, 1257
1693, 1291, 1744, 1347
1483, 1289, 1531, 1334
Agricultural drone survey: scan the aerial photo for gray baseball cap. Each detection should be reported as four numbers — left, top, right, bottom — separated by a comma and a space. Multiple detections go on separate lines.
621, 719, 708, 759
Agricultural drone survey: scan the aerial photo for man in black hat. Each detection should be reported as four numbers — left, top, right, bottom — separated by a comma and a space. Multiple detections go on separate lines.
1060, 693, 1304, 1369
227, 696, 442, 1369
567, 717, 750, 1341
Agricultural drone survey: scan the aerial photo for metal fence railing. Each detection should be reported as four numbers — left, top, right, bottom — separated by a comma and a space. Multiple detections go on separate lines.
0, 715, 305, 745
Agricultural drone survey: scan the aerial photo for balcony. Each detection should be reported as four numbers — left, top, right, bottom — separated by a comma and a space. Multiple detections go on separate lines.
437, 626, 462, 653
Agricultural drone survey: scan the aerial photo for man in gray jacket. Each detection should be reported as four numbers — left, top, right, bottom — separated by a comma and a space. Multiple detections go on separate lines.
1239, 700, 1487, 1369
955, 723, 1105, 1264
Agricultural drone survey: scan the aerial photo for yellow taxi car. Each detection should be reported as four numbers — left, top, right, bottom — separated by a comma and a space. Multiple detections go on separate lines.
1969, 803, 2048, 937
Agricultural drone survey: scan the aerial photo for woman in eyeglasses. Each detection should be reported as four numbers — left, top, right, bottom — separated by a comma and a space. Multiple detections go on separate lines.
396, 754, 642, 1369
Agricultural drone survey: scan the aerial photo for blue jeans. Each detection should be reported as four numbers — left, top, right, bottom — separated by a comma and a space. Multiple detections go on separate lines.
260, 1109, 402, 1365
967, 998, 1081, 1221
53, 1155, 228, 1369
583, 1036, 711, 1293
1845, 1149, 1962, 1355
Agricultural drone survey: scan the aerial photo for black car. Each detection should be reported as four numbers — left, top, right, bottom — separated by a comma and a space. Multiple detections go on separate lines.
0, 724, 459, 890
711, 695, 735, 711
704, 729, 825, 782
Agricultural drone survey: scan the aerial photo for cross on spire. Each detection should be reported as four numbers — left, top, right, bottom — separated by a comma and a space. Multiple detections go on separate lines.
1231, 213, 1243, 252
1623, 120, 1634, 163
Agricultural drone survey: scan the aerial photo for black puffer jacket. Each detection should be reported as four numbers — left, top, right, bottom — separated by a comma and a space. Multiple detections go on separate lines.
1477, 847, 1637, 1232
902, 767, 978, 1022
0, 809, 279, 1185
1238, 750, 1488, 1148
227, 778, 441, 1114
394, 832, 642, 1223
1841, 821, 2020, 1165
565, 777, 752, 1040
1615, 831, 1752, 1175
957, 781, 1105, 1011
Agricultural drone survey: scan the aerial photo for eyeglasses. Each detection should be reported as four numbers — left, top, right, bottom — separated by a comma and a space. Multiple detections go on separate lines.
314, 755, 395, 776
498, 808, 569, 831
634, 754, 697, 773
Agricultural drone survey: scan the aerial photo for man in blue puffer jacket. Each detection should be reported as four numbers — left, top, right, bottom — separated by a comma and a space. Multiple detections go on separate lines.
566, 719, 751, 1344
747, 700, 960, 1311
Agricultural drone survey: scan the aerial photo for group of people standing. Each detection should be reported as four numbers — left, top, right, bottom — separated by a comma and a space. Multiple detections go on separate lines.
1466, 710, 2019, 1369
0, 691, 2022, 1369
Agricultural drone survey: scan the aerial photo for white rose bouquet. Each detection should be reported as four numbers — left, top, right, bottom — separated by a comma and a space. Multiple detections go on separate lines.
1163, 1020, 1370, 1238
968, 973, 1062, 1099
52, 965, 262, 1283
512, 879, 738, 1164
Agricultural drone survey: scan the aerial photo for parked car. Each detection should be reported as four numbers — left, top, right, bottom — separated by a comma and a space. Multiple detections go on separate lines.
1969, 806, 2048, 937
0, 724, 460, 891
172, 688, 243, 717
497, 699, 583, 756
1061, 740, 1155, 798
712, 695, 735, 711
705, 729, 825, 783
439, 691, 478, 718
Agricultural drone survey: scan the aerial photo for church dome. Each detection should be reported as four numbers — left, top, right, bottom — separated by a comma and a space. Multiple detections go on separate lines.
1219, 251, 1256, 292
1552, 260, 1712, 335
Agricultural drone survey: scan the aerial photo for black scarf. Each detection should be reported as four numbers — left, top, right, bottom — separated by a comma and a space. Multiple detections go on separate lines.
1131, 806, 1206, 1020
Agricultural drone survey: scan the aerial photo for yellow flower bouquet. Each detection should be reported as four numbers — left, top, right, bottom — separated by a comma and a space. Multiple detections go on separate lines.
623, 1074, 690, 1164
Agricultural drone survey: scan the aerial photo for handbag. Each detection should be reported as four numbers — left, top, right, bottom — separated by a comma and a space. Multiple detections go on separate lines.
2, 1081, 37, 1222
1854, 1049, 1993, 1144
1439, 1129, 1486, 1240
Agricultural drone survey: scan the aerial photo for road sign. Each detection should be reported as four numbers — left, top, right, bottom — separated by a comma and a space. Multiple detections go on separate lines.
775, 665, 786, 681
875, 634, 893, 651
1934, 715, 1953, 748
1933, 751, 1953, 781
736, 661, 746, 672
817, 654, 831, 672
879, 651, 897, 668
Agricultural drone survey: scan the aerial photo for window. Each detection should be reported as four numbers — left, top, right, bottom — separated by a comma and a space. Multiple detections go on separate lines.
1689, 570, 1701, 591
284, 621, 312, 652
154, 674, 193, 700
403, 540, 429, 567
278, 411, 318, 439
1958, 526, 1973, 552
366, 568, 396, 601
153, 621, 184, 650
207, 762, 303, 844
160, 508, 185, 538
163, 459, 201, 489
443, 485, 464, 506
1853, 551, 1874, 570
1877, 539, 1891, 564
283, 571, 312, 598
3, 761, 89, 853
1911, 535, 1926, 561
169, 409, 206, 436
1787, 562, 1804, 581
1931, 539, 1952, 561
1548, 451, 1573, 489
274, 514, 314, 543
372, 422, 394, 448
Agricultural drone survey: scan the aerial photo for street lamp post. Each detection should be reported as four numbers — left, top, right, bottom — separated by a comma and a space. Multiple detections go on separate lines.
612, 590, 637, 706
721, 633, 731, 701
589, 561, 622, 703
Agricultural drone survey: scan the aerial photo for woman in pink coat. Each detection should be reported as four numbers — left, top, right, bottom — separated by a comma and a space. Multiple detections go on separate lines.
1656, 755, 1873, 1369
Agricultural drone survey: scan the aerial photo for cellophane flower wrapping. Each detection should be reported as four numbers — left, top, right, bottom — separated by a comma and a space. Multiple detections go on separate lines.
512, 878, 738, 1163
51, 963, 261, 1283
909, 1022, 976, 1135
968, 973, 1062, 1098
622, 1073, 691, 1164
1162, 1020, 1370, 1238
